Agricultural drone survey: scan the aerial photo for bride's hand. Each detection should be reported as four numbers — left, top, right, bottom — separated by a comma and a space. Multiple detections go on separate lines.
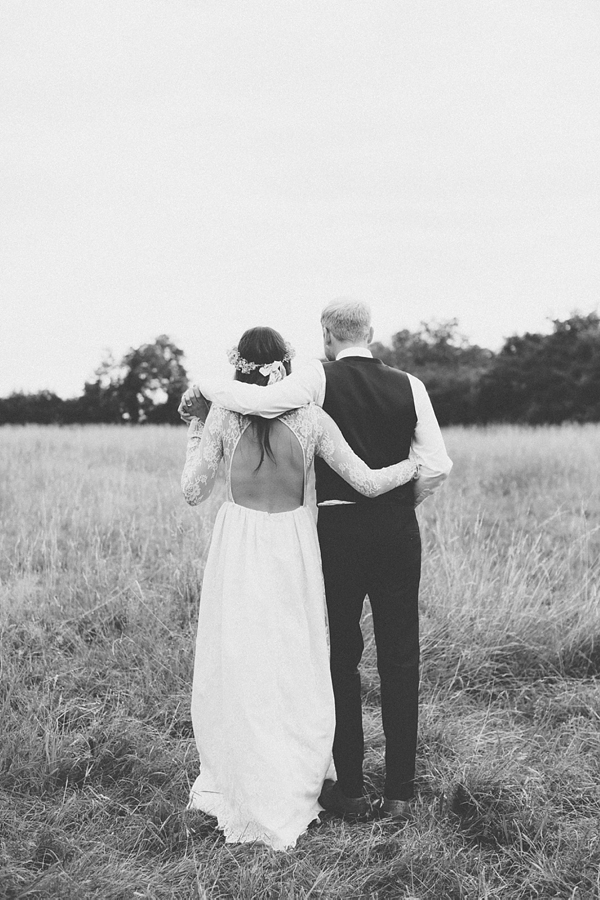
178, 386, 211, 423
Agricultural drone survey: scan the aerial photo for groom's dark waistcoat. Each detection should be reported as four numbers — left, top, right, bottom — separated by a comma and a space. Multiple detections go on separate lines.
315, 356, 418, 507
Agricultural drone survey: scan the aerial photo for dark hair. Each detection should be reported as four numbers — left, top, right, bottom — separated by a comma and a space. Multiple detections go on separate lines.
234, 327, 292, 469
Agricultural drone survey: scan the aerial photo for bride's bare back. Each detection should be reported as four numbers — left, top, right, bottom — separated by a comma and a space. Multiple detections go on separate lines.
230, 419, 305, 513
182, 404, 417, 511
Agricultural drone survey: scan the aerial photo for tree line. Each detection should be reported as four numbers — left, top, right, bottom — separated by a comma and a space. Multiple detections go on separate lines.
370, 311, 600, 425
1, 313, 599, 426
0, 335, 189, 426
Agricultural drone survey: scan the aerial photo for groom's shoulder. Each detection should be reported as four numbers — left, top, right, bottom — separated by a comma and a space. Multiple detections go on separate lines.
323, 357, 412, 382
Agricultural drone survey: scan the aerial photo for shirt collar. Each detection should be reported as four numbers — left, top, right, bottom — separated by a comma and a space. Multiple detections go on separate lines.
336, 346, 374, 361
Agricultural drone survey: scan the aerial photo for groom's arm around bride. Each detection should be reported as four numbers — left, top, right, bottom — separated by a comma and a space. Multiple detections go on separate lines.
181, 314, 451, 509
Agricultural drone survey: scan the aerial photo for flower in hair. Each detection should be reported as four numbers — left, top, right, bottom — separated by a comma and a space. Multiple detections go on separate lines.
226, 347, 256, 374
226, 342, 295, 374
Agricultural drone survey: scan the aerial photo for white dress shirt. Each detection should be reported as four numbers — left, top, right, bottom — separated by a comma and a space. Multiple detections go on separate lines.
197, 348, 452, 506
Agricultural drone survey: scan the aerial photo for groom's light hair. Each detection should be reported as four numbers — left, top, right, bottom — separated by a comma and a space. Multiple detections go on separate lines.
320, 298, 372, 343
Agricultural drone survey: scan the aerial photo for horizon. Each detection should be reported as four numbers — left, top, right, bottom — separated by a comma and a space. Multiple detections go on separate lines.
4, 306, 598, 401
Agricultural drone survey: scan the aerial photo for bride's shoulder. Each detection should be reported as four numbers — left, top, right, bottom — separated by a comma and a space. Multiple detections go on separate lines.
205, 404, 227, 422
206, 405, 244, 430
281, 403, 320, 423
280, 404, 326, 442
208, 404, 240, 418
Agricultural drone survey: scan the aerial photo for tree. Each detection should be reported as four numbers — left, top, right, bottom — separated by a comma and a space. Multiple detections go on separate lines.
121, 335, 189, 423
477, 312, 600, 424
72, 351, 123, 423
372, 319, 494, 425
0, 390, 66, 425
0, 336, 189, 425
79, 336, 189, 424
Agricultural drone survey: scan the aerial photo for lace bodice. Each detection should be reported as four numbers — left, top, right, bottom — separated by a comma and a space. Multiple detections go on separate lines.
181, 404, 418, 508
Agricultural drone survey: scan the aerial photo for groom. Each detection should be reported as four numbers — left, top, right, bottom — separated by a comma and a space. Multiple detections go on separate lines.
180, 299, 452, 820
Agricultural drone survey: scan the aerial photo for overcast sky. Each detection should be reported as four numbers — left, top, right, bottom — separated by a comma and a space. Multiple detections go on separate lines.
2, 0, 599, 397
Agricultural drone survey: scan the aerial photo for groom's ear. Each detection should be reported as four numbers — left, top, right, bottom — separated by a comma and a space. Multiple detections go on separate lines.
367, 326, 374, 344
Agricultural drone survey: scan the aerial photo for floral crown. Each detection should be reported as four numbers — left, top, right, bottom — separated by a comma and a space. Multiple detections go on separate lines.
226, 342, 295, 374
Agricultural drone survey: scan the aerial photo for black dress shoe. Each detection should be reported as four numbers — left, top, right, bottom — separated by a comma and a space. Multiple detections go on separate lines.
374, 797, 412, 822
318, 779, 369, 818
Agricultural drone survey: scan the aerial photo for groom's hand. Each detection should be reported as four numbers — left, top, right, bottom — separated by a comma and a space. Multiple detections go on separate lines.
178, 386, 211, 424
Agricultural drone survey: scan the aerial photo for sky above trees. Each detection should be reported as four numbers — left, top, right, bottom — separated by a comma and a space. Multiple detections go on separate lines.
2, 1, 599, 397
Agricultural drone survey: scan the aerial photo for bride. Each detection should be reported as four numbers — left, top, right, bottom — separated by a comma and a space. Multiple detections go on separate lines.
180, 326, 418, 850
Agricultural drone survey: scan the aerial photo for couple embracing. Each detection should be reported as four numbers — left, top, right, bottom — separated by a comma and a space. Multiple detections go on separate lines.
179, 299, 452, 850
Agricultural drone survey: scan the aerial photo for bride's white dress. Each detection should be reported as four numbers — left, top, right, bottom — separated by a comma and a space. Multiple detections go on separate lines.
181, 402, 416, 850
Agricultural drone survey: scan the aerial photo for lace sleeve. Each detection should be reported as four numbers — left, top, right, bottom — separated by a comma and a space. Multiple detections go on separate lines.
313, 406, 418, 498
181, 409, 224, 506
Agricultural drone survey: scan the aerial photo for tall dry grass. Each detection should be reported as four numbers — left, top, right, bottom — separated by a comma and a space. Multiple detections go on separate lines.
1, 423, 599, 899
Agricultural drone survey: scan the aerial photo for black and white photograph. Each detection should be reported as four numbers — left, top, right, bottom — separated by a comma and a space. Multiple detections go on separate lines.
1, 2, 599, 897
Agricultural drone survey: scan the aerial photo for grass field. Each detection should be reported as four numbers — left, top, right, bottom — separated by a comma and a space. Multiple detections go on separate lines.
1, 423, 599, 900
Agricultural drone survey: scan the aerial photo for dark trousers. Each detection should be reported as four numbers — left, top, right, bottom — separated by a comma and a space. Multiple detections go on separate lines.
317, 503, 421, 801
